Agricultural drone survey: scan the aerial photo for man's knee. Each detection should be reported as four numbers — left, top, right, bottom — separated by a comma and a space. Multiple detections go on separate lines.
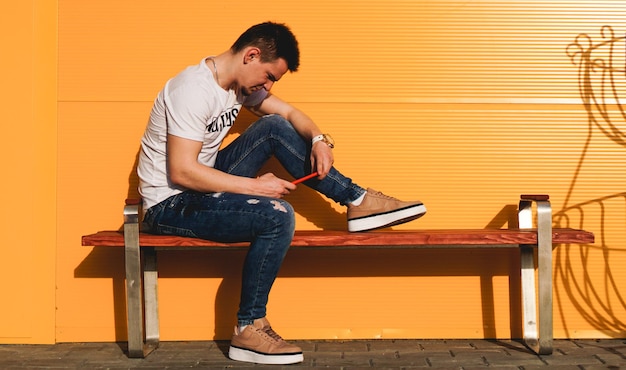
258, 114, 294, 131
268, 199, 296, 231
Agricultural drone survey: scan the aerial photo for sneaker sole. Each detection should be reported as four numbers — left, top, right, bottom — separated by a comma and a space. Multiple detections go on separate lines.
348, 204, 427, 232
228, 345, 304, 365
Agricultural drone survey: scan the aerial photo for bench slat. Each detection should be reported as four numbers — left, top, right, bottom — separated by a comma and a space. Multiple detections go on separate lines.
82, 228, 594, 248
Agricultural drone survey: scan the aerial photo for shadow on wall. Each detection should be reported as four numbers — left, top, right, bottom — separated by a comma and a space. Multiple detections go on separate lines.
558, 25, 626, 337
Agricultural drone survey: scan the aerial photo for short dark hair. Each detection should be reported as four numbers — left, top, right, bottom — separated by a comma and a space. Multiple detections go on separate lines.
231, 22, 300, 72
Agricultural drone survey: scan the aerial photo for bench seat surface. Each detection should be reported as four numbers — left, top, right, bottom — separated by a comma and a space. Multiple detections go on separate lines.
82, 228, 594, 248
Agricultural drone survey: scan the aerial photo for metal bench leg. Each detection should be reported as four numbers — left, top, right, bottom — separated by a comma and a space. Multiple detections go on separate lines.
520, 246, 539, 349
143, 247, 160, 350
519, 197, 553, 355
123, 202, 158, 358
123, 204, 144, 358
535, 199, 553, 354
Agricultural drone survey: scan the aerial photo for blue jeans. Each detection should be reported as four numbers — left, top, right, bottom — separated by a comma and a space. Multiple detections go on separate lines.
142, 114, 365, 326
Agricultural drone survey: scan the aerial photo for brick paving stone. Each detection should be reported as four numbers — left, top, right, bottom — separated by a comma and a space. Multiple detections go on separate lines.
453, 349, 505, 362
594, 353, 626, 367
392, 352, 432, 368
544, 340, 626, 369
554, 340, 587, 351
543, 352, 604, 366
294, 340, 321, 353
367, 339, 422, 352
306, 350, 343, 366
449, 347, 505, 356
458, 339, 512, 350
309, 351, 368, 367
418, 339, 477, 352
461, 366, 520, 370
577, 339, 626, 348
524, 366, 585, 370
362, 350, 403, 367
314, 340, 370, 353
425, 352, 487, 368
482, 351, 546, 367
474, 340, 531, 353
367, 350, 435, 368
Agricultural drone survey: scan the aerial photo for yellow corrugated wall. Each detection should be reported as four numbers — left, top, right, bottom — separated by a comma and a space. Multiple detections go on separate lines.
56, 0, 626, 341
0, 0, 57, 344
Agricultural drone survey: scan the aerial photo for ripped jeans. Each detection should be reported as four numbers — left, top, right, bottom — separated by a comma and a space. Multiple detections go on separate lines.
142, 114, 365, 326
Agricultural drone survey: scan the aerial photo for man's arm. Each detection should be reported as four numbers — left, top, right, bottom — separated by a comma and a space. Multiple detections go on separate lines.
167, 134, 295, 198
248, 94, 334, 179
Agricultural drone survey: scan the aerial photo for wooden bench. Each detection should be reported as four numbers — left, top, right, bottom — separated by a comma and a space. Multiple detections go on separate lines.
81, 194, 594, 358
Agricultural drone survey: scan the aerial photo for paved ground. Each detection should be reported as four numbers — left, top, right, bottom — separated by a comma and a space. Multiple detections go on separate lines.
0, 339, 625, 369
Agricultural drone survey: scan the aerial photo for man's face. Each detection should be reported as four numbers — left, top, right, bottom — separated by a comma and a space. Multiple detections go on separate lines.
240, 55, 289, 96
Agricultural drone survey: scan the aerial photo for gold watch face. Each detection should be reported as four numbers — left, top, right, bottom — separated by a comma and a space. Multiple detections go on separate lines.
323, 134, 335, 148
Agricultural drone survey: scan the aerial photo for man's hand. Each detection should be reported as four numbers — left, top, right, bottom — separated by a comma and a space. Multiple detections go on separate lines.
310, 142, 334, 179
254, 173, 297, 198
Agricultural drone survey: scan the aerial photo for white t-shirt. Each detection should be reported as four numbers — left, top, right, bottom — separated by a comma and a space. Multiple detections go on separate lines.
138, 57, 268, 210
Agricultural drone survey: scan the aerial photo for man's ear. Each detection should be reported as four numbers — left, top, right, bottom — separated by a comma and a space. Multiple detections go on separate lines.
244, 47, 261, 64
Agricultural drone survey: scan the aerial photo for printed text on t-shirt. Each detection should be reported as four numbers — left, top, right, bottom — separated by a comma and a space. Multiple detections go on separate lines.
207, 106, 240, 133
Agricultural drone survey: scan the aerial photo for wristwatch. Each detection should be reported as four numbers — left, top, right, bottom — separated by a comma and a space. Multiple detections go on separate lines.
311, 134, 335, 148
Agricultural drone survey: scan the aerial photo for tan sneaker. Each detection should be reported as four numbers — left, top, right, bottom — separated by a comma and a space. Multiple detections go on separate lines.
347, 188, 426, 232
228, 317, 304, 364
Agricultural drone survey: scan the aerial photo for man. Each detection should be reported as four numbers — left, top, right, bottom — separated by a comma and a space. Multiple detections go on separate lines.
137, 22, 426, 365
